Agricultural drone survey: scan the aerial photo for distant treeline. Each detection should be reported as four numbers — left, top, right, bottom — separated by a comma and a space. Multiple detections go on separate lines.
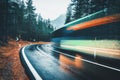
65, 0, 120, 23
64, 0, 120, 40
0, 0, 54, 46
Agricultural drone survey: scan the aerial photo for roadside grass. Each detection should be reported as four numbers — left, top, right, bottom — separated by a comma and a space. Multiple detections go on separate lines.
0, 39, 50, 80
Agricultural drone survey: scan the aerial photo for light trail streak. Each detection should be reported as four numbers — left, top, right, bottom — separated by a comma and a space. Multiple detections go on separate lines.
43, 45, 120, 72
67, 14, 120, 31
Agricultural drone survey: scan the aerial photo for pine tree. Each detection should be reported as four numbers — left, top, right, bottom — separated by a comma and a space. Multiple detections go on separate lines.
25, 0, 37, 40
37, 14, 43, 32
89, 0, 106, 13
0, 0, 8, 45
65, 0, 108, 22
65, 4, 72, 23
106, 0, 120, 15
8, 1, 20, 39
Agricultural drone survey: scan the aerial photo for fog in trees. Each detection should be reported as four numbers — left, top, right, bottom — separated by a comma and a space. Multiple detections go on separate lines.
0, 0, 54, 46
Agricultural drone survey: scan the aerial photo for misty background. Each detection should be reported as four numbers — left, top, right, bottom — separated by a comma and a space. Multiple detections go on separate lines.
0, 0, 120, 46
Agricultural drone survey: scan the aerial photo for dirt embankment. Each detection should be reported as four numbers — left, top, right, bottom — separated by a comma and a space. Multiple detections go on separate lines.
0, 40, 50, 80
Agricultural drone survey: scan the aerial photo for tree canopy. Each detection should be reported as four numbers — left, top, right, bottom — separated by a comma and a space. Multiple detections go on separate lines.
0, 0, 54, 46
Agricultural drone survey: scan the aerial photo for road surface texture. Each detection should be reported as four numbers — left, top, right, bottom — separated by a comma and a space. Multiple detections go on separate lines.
20, 44, 120, 80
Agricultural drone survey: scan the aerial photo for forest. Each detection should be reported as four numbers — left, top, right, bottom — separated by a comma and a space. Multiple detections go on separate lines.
0, 0, 120, 46
0, 0, 54, 46
64, 0, 120, 40
65, 0, 120, 23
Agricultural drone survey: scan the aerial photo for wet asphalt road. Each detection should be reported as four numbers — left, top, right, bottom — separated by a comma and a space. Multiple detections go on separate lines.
20, 44, 120, 80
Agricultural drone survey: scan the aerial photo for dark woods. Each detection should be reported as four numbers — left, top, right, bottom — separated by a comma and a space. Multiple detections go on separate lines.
0, 0, 54, 46
65, 0, 120, 40
0, 0, 120, 46
65, 0, 120, 23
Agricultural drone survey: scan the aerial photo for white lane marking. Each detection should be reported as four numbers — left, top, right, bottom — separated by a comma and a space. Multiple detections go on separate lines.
45, 46, 120, 72
94, 48, 96, 59
36, 46, 55, 60
22, 46, 43, 80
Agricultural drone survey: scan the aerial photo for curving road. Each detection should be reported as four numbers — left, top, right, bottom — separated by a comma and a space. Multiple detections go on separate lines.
20, 44, 120, 80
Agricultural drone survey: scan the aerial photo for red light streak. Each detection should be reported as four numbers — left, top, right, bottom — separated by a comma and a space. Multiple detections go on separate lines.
67, 14, 120, 31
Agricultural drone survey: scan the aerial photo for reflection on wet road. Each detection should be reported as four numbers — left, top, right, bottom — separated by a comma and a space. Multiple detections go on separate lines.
20, 44, 120, 80
60, 54, 83, 69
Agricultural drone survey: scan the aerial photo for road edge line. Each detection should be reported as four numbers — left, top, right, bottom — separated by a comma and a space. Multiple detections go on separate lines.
22, 46, 43, 80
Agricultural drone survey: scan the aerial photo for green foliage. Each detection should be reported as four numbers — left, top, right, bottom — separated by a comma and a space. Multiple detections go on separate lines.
36, 15, 53, 41
65, 0, 120, 23
20, 0, 54, 41
0, 0, 54, 45
0, 0, 20, 45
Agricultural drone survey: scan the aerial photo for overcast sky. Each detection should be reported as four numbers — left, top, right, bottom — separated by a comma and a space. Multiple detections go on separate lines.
32, 0, 71, 20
